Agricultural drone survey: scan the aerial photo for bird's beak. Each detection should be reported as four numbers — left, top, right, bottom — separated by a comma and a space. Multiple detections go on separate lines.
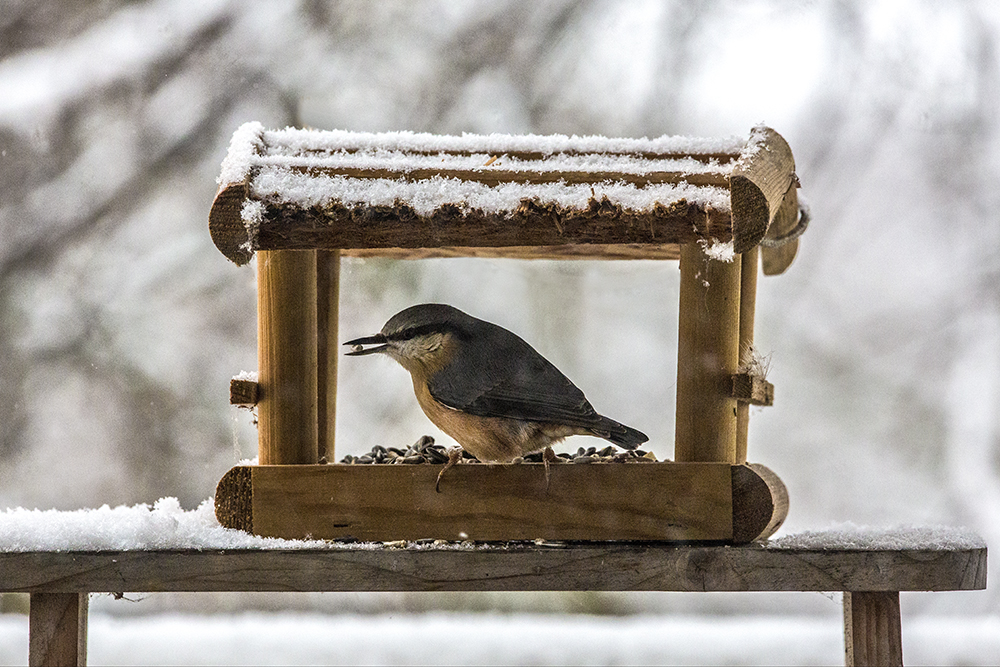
344, 333, 389, 356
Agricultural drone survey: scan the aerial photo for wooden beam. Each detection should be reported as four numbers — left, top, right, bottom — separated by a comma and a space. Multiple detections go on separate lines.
844, 591, 903, 666
29, 593, 87, 667
295, 164, 730, 188
209, 191, 729, 265
729, 126, 797, 253
212, 462, 787, 544
342, 243, 683, 260
216, 462, 736, 543
296, 145, 740, 163
675, 243, 741, 463
1, 544, 986, 594
256, 250, 318, 465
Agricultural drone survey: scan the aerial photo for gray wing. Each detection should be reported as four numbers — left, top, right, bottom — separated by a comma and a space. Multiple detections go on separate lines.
427, 322, 604, 428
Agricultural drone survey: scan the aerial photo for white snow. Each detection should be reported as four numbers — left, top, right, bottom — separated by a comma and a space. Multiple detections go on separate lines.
265, 125, 747, 159
0, 500, 984, 554
239, 200, 265, 252
770, 522, 986, 551
216, 122, 742, 223
217, 121, 266, 186
251, 170, 731, 217
0, 498, 332, 552
732, 123, 772, 172
699, 238, 736, 262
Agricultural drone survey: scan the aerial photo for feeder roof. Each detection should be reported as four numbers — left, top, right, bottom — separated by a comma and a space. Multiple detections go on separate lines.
210, 122, 803, 272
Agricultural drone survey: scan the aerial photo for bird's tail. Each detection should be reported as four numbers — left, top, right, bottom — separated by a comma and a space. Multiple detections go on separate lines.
589, 416, 648, 450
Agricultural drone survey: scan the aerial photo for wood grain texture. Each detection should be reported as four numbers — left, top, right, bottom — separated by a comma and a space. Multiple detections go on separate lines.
229, 378, 258, 406
209, 182, 254, 266
730, 374, 774, 406
732, 464, 788, 543
245, 462, 734, 542
296, 164, 730, 188
315, 249, 340, 463
736, 246, 759, 463
342, 243, 683, 260
256, 250, 318, 465
208, 192, 729, 264
675, 243, 741, 464
215, 466, 252, 533
761, 182, 801, 276
29, 593, 87, 667
257, 198, 727, 252
844, 591, 903, 667
0, 544, 986, 594
729, 127, 797, 253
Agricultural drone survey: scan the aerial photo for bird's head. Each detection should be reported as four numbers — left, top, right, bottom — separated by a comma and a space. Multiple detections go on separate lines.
344, 304, 470, 374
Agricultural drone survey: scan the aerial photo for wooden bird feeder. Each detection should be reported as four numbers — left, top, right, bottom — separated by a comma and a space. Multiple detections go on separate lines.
210, 122, 806, 544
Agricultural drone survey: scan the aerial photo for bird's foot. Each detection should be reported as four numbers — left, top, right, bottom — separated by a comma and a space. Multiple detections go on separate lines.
435, 447, 464, 493
542, 446, 558, 493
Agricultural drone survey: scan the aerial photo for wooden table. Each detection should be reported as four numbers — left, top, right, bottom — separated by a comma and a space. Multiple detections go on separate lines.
1, 539, 986, 666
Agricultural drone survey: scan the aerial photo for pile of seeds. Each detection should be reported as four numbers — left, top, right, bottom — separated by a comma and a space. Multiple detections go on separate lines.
339, 436, 659, 465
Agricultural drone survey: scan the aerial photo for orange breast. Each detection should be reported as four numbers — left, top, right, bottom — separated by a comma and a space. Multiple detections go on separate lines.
410, 376, 579, 462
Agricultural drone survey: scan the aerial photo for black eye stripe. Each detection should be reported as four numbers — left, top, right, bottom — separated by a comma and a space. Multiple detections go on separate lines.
387, 323, 461, 341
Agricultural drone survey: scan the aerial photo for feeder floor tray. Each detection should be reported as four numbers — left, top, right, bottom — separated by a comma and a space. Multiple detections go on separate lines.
215, 461, 787, 544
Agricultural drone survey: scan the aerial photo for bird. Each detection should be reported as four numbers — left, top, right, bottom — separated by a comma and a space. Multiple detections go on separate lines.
344, 304, 648, 489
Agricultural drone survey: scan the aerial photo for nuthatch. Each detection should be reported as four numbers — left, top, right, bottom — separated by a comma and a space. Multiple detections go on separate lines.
344, 304, 648, 478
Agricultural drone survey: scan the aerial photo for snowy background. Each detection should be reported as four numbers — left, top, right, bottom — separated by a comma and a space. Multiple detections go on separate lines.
1, 0, 999, 664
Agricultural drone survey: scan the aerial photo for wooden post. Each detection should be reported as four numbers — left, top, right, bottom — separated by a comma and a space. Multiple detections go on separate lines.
29, 593, 87, 666
844, 591, 903, 666
257, 250, 318, 465
316, 249, 340, 463
735, 246, 759, 463
675, 243, 741, 463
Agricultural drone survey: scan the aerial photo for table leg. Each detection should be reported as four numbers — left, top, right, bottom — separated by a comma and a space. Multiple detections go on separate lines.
29, 592, 88, 667
844, 591, 902, 666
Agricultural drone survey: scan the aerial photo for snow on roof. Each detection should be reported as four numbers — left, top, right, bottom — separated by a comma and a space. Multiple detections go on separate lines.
217, 122, 744, 217
0, 499, 984, 553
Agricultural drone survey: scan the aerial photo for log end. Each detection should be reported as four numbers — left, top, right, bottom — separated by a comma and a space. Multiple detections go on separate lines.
732, 463, 789, 544
215, 466, 253, 532
730, 126, 797, 254
209, 183, 254, 266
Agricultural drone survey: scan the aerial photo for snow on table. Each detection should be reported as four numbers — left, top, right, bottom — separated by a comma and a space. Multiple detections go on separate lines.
0, 498, 984, 555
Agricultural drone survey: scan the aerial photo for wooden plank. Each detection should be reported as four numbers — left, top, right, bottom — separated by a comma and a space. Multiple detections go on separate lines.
342, 243, 683, 260
295, 164, 731, 188
844, 591, 903, 666
729, 126, 797, 253
246, 462, 734, 542
29, 593, 87, 667
209, 189, 729, 265
256, 250, 318, 465
675, 243, 741, 463
0, 544, 986, 594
